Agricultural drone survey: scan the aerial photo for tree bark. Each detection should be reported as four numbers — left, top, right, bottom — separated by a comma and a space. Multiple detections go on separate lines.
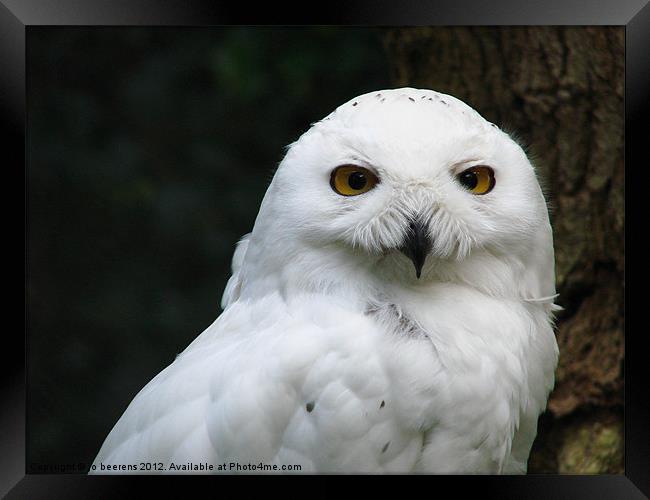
383, 27, 624, 473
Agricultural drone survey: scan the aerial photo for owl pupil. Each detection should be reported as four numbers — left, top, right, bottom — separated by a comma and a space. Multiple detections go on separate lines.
348, 172, 367, 190
459, 171, 478, 189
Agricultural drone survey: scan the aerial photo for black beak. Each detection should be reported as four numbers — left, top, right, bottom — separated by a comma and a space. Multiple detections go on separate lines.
399, 218, 432, 279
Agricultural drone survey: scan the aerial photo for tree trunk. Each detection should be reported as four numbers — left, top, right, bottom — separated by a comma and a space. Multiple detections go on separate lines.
383, 27, 624, 474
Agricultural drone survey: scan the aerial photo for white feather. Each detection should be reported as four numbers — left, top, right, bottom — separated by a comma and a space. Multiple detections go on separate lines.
221, 233, 250, 309
92, 88, 558, 474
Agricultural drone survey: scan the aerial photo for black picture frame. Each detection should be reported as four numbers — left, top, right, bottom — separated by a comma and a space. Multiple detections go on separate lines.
4, 1, 647, 497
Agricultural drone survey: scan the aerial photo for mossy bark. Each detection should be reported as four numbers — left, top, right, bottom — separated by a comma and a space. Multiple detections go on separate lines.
383, 27, 624, 473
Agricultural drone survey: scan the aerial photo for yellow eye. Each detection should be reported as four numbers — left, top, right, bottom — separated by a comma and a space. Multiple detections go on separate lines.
330, 165, 379, 196
457, 166, 495, 195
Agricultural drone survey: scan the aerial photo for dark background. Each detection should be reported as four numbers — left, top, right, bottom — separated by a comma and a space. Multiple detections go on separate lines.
27, 26, 623, 474
27, 27, 391, 470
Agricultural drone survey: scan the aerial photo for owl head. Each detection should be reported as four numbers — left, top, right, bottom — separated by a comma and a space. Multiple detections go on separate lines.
238, 88, 556, 306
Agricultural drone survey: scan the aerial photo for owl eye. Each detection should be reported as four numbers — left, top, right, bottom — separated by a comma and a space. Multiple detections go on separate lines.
457, 166, 495, 195
330, 165, 379, 196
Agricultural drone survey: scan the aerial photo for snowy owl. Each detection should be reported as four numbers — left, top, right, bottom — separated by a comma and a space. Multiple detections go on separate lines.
92, 88, 559, 474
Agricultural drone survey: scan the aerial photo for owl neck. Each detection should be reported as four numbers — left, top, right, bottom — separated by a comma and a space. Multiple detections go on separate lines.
237, 233, 553, 314
238, 231, 376, 308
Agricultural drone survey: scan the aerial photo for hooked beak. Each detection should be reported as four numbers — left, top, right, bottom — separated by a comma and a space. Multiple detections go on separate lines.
399, 218, 432, 279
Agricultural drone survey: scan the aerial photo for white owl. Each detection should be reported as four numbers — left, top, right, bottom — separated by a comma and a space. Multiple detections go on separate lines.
92, 88, 559, 474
